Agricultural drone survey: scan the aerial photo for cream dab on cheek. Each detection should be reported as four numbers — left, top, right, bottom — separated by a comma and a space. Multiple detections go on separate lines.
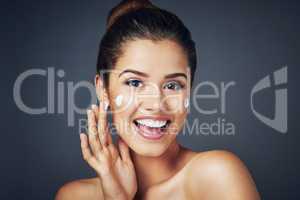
115, 95, 123, 107
184, 98, 190, 108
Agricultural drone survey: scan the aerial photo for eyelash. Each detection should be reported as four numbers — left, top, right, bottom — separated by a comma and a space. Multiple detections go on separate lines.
124, 79, 185, 91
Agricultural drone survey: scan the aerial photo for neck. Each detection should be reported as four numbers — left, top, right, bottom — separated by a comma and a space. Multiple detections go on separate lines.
130, 140, 182, 195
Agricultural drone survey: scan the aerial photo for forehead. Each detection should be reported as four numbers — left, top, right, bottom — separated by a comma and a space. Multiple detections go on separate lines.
114, 39, 189, 74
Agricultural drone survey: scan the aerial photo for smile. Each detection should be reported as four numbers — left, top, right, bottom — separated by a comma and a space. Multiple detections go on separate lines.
133, 117, 171, 140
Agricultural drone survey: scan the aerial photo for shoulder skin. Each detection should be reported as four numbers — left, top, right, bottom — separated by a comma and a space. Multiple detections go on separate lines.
184, 150, 261, 200
55, 178, 102, 200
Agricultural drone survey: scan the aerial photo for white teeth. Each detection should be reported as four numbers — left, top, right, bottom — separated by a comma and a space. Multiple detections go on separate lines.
136, 119, 168, 128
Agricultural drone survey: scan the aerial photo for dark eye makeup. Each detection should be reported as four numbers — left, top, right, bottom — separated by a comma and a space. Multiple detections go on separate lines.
123, 78, 185, 91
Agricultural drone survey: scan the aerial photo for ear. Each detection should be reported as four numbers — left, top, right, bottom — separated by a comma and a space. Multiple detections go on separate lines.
94, 74, 109, 102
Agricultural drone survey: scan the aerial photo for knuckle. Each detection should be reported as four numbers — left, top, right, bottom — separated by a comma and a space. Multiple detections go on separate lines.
89, 129, 97, 137
91, 126, 97, 134
100, 155, 110, 165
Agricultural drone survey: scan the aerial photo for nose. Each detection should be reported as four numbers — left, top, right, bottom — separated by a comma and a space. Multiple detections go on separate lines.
143, 94, 161, 112
137, 84, 163, 112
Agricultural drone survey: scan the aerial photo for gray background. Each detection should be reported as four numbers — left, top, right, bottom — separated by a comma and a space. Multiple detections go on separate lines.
3, 0, 300, 199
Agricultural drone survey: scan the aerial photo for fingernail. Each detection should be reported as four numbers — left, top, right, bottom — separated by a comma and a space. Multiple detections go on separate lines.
79, 133, 84, 140
91, 104, 97, 109
87, 109, 91, 114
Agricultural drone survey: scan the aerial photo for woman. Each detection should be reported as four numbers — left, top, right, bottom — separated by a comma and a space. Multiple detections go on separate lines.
56, 0, 260, 199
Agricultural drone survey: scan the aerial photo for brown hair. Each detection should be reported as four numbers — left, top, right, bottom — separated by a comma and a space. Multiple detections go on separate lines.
106, 0, 157, 29
97, 0, 197, 87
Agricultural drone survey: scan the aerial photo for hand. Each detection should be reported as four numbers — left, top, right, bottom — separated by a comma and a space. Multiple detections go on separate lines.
79, 98, 137, 200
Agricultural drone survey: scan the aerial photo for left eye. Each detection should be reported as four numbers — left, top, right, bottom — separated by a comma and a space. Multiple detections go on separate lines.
163, 81, 183, 91
125, 79, 143, 88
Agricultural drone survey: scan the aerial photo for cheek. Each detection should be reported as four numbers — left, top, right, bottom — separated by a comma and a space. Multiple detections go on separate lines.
163, 95, 189, 133
112, 92, 135, 110
111, 92, 136, 126
184, 97, 190, 108
162, 94, 189, 113
114, 94, 123, 107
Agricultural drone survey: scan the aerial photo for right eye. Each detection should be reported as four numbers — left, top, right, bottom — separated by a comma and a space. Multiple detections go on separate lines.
124, 79, 143, 88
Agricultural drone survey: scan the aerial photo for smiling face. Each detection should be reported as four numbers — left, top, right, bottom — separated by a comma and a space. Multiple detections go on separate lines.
96, 39, 191, 157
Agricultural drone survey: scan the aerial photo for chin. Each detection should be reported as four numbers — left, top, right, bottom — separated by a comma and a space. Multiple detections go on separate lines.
132, 148, 167, 157
126, 135, 177, 157
131, 144, 167, 157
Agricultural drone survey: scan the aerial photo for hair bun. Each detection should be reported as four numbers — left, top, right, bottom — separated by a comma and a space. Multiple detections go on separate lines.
106, 0, 157, 29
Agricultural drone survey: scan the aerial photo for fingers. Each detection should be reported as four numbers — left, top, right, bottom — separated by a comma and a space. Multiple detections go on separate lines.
87, 108, 102, 157
118, 138, 131, 163
98, 81, 108, 146
80, 133, 98, 169
91, 104, 101, 140
98, 100, 109, 145
102, 102, 113, 145
91, 104, 113, 147
95, 103, 117, 161
97, 81, 113, 146
98, 79, 114, 146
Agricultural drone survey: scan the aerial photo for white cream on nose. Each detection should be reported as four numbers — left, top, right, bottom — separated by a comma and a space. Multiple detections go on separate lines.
115, 94, 123, 107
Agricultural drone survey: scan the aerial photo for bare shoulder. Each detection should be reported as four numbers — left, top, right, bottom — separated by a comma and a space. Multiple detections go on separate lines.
184, 150, 261, 200
55, 177, 102, 200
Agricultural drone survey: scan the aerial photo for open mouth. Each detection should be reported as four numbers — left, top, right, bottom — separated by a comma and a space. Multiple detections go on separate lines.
133, 119, 171, 140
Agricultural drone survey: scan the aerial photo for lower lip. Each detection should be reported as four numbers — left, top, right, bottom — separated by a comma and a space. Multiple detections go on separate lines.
133, 121, 167, 140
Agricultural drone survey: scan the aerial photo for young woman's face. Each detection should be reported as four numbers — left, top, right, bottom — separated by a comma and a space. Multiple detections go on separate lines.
104, 39, 190, 157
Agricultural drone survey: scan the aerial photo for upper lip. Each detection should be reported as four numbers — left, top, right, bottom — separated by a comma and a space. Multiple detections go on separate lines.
134, 115, 172, 121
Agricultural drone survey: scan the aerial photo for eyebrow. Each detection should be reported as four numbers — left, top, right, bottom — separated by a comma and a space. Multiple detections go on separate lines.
118, 69, 187, 80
